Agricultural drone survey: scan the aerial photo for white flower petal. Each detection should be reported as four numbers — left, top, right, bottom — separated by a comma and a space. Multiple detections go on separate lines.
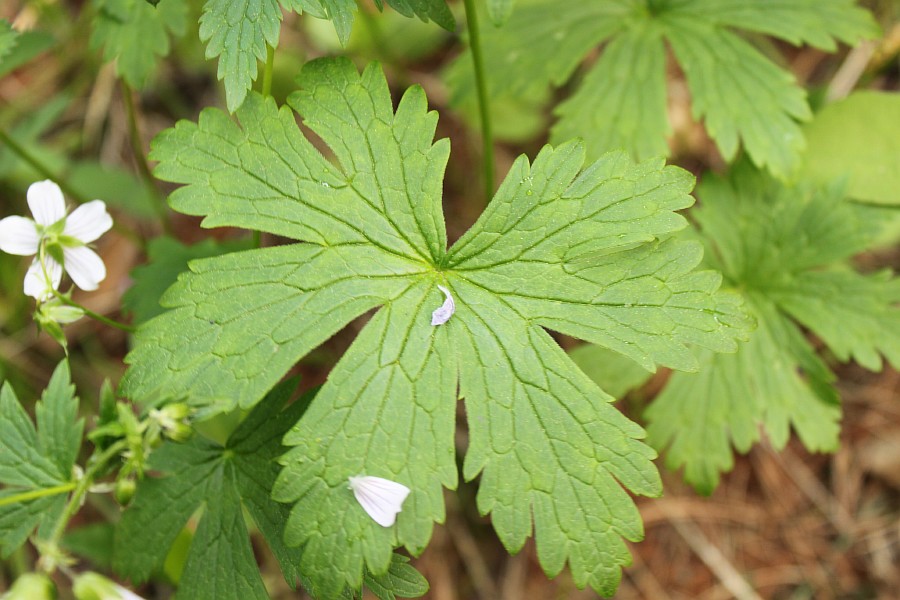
27, 180, 67, 226
113, 583, 147, 600
63, 245, 106, 291
348, 475, 411, 527
64, 200, 113, 243
431, 284, 456, 326
24, 257, 62, 301
0, 215, 40, 255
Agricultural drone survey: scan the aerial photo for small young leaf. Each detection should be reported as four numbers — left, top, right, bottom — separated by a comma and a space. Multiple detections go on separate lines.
0, 361, 83, 556
122, 58, 749, 597
90, 0, 187, 88
646, 164, 900, 492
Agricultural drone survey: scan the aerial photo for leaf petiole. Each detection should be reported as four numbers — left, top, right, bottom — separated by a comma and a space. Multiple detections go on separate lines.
0, 483, 77, 508
462, 0, 495, 203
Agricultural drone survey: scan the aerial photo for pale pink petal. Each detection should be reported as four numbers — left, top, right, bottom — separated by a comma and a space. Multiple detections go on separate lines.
348, 475, 410, 527
64, 200, 112, 243
63, 245, 106, 291
27, 180, 67, 226
0, 216, 40, 255
24, 257, 62, 301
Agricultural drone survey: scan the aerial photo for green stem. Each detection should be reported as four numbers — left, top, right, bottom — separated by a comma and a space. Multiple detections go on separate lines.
251, 44, 277, 251
462, 0, 495, 203
0, 484, 77, 508
261, 43, 275, 98
45, 440, 128, 555
53, 291, 135, 333
0, 129, 89, 205
120, 81, 172, 233
38, 244, 136, 334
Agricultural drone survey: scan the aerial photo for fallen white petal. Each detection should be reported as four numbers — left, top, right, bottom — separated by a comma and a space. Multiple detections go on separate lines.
27, 180, 66, 226
0, 215, 40, 255
348, 475, 411, 527
64, 200, 113, 243
431, 284, 455, 326
24, 257, 62, 301
113, 582, 148, 600
63, 245, 106, 291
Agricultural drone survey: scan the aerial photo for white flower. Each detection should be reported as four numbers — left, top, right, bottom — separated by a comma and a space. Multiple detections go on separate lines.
0, 180, 112, 300
348, 475, 411, 527
431, 284, 455, 326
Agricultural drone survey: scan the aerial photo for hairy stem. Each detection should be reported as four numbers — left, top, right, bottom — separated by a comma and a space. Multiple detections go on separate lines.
462, 0, 495, 203
0, 484, 77, 508
262, 43, 275, 98
38, 243, 136, 334
45, 439, 128, 560
121, 81, 172, 233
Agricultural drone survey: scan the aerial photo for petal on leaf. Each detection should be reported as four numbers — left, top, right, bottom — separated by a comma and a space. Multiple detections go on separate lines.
349, 476, 412, 527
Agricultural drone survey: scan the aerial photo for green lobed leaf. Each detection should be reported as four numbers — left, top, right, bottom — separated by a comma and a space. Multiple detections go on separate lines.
202, 0, 453, 111
0, 361, 82, 557
646, 164, 900, 492
447, 0, 877, 175
123, 58, 748, 597
122, 236, 253, 324
568, 344, 653, 401
199, 0, 291, 112
0, 29, 54, 78
114, 380, 309, 597
0, 20, 17, 63
646, 295, 839, 494
800, 91, 900, 205
380, 0, 454, 32
672, 0, 879, 50
446, 0, 630, 103
663, 16, 810, 177
552, 21, 669, 163
90, 0, 187, 88
363, 554, 429, 599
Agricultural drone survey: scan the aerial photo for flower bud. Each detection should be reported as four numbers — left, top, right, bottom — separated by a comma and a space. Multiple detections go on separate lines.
114, 477, 137, 506
73, 572, 145, 600
149, 403, 192, 442
1, 573, 56, 600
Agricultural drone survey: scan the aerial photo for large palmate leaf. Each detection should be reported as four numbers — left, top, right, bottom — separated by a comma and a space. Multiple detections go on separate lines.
0, 361, 83, 556
646, 164, 900, 493
121, 58, 747, 597
447, 0, 878, 176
